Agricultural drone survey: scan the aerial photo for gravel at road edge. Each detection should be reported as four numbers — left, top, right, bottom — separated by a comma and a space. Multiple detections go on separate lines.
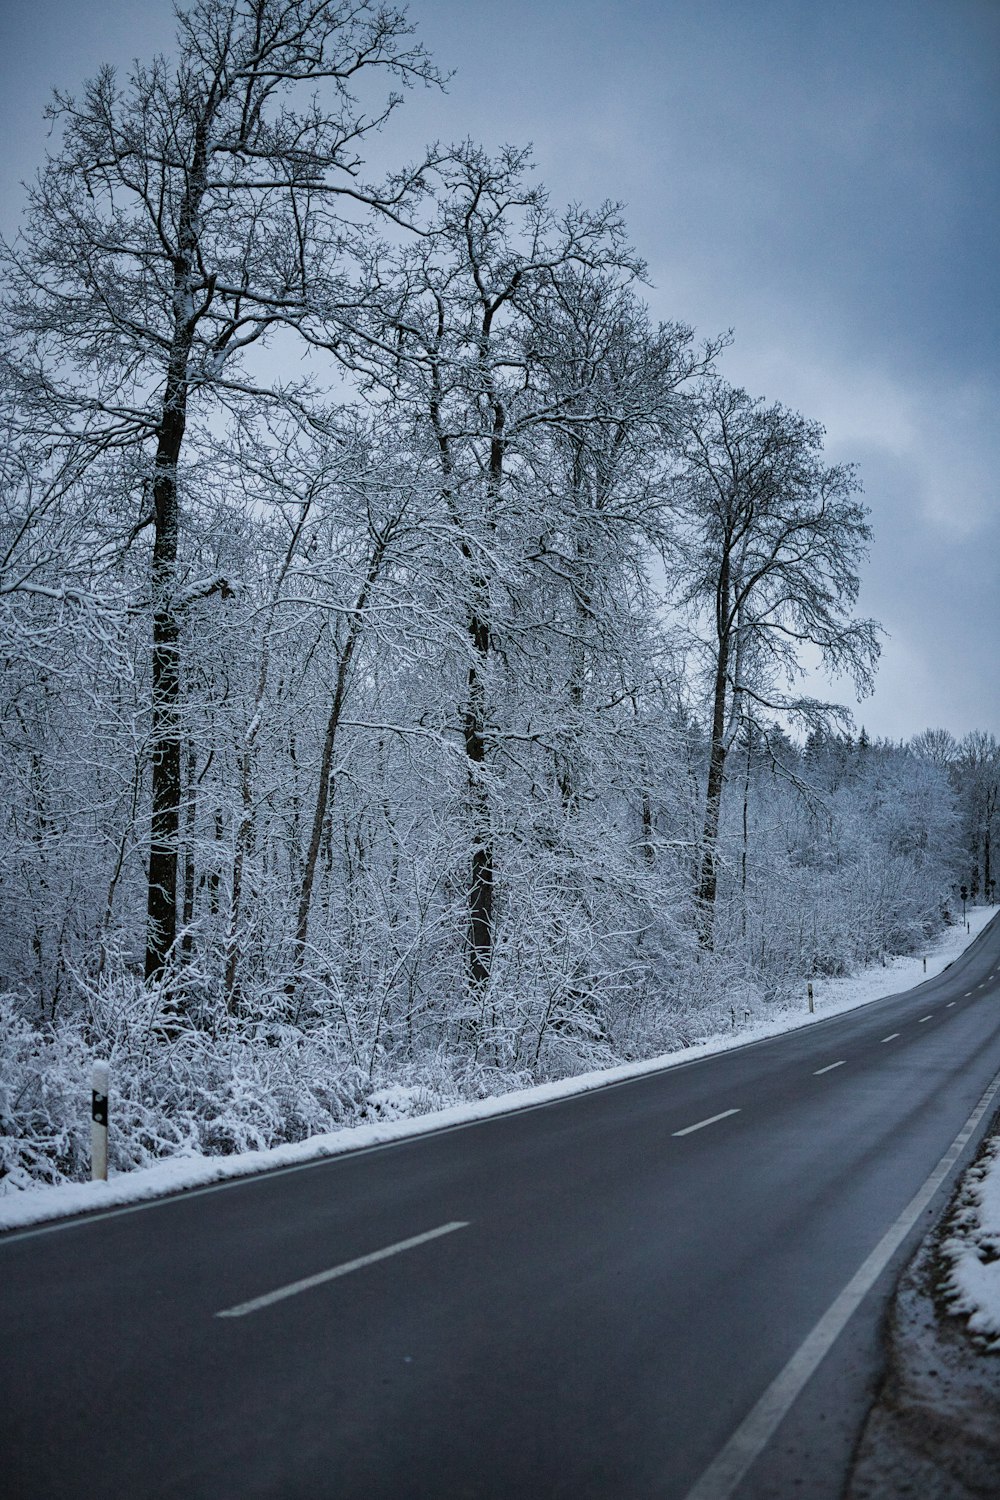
846, 1121, 1000, 1500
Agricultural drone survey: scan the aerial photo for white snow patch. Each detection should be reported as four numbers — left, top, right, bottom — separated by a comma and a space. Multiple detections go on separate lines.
1, 907, 995, 1237
362, 1086, 424, 1122
941, 1131, 1000, 1352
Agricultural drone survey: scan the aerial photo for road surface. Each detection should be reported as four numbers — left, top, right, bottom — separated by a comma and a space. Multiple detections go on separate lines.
4, 915, 1000, 1498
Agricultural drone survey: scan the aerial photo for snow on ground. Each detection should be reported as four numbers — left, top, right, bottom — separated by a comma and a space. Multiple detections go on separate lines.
1, 907, 996, 1236
941, 1131, 1000, 1352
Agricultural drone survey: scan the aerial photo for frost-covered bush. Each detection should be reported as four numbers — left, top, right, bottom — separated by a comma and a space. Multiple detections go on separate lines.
0, 977, 376, 1192
0, 995, 92, 1190
0, 974, 552, 1192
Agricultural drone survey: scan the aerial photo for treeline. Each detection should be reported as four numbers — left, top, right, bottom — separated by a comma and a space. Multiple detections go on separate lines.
0, 1, 995, 1186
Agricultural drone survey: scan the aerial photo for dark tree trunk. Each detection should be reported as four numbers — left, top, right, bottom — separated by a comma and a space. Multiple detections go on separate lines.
180, 742, 197, 955
461, 372, 506, 994
984, 782, 995, 901
291, 537, 389, 980
144, 365, 187, 980
463, 619, 493, 989
740, 728, 751, 939
143, 126, 210, 983
697, 551, 731, 947
428, 343, 497, 994
642, 792, 655, 867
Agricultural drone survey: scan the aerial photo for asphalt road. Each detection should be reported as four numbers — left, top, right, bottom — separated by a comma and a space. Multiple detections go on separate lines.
4, 915, 1000, 1499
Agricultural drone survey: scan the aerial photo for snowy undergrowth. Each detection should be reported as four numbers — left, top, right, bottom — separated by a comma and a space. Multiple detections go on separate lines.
0, 907, 995, 1233
0, 990, 528, 1198
941, 1131, 1000, 1352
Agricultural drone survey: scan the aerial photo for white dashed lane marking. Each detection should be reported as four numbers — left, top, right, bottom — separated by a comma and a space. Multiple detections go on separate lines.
880, 1034, 900, 1043
813, 1061, 846, 1076
215, 1222, 470, 1318
672, 1109, 741, 1138
918, 1015, 933, 1023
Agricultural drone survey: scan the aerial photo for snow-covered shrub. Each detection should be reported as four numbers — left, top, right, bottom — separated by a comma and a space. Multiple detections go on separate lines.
0, 974, 375, 1190
0, 995, 92, 1191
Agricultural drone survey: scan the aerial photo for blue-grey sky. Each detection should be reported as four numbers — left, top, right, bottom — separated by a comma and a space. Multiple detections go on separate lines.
2, 0, 998, 742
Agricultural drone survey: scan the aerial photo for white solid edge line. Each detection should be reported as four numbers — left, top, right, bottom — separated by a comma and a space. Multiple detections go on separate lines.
813, 1061, 846, 1075
880, 1034, 900, 1042
672, 1109, 741, 1138
215, 1221, 469, 1318
680, 1066, 1000, 1500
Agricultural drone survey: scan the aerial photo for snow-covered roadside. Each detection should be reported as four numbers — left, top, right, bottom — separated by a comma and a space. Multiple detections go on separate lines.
846, 1211, 1000, 1500
1, 907, 996, 1236
941, 1132, 1000, 1352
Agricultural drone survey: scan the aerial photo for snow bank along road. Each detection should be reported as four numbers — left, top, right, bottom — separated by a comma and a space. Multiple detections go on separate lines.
4, 916, 1000, 1500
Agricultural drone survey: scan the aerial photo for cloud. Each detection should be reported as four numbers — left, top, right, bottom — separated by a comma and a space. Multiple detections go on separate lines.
730, 348, 1000, 541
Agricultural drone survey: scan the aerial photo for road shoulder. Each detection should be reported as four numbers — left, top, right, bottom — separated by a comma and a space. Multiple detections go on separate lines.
846, 1122, 1000, 1500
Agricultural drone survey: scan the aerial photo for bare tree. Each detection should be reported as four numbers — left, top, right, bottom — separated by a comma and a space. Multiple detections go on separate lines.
1, 0, 441, 983
910, 727, 959, 771
352, 143, 639, 992
288, 430, 428, 987
524, 274, 718, 810
670, 380, 881, 943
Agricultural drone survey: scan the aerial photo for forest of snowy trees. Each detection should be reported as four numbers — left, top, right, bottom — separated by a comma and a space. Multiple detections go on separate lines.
1, 1, 997, 1190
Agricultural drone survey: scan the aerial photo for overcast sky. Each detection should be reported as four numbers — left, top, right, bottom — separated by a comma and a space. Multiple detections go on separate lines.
1, 0, 997, 743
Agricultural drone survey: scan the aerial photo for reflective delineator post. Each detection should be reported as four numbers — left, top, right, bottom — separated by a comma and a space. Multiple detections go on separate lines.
807, 982, 814, 1014
923, 957, 927, 973
91, 1061, 109, 1182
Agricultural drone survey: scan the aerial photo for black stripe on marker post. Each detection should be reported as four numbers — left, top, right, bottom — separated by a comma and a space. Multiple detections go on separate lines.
91, 1061, 109, 1181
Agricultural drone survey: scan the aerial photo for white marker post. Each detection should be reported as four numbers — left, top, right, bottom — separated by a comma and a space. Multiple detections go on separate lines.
91, 1061, 109, 1182
807, 982, 814, 1014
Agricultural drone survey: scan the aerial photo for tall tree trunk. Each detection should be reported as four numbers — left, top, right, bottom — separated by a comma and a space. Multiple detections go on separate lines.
984, 783, 995, 901
697, 552, 731, 947
740, 727, 751, 940
641, 791, 655, 867
291, 536, 389, 980
180, 742, 198, 955
464, 616, 493, 989
143, 128, 211, 982
557, 435, 591, 814
461, 365, 507, 994
428, 344, 496, 993
225, 498, 313, 1011
223, 741, 254, 1015
144, 368, 187, 980
98, 756, 143, 981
